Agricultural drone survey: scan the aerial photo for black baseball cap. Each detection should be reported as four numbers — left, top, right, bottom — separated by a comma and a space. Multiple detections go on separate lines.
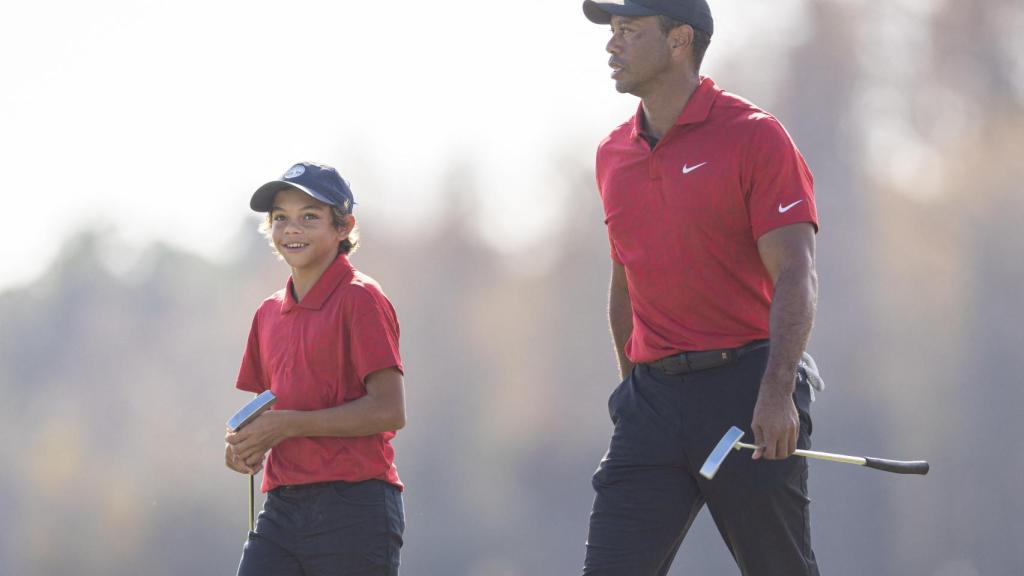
583, 0, 714, 35
250, 162, 355, 213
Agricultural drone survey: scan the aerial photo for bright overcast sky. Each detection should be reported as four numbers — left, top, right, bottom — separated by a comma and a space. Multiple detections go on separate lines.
0, 0, 808, 292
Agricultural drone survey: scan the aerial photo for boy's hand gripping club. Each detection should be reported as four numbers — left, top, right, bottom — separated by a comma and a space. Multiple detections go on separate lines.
227, 391, 277, 532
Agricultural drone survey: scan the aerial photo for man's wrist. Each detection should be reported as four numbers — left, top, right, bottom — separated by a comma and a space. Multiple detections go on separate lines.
760, 369, 797, 395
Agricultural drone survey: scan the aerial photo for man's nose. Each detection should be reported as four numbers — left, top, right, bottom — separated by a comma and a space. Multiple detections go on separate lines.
606, 35, 620, 54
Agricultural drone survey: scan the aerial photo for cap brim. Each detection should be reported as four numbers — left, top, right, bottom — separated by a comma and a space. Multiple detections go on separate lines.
583, 0, 660, 24
250, 181, 337, 212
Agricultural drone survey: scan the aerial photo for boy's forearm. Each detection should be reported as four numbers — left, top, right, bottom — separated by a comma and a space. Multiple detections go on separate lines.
279, 368, 406, 439
281, 398, 402, 438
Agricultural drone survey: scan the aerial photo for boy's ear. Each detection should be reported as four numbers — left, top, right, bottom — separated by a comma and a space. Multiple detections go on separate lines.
336, 214, 356, 235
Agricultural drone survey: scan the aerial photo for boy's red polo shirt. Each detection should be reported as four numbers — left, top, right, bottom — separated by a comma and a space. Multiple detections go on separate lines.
597, 76, 818, 362
236, 254, 404, 492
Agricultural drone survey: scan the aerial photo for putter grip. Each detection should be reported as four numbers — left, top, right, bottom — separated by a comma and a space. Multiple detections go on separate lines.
863, 457, 929, 475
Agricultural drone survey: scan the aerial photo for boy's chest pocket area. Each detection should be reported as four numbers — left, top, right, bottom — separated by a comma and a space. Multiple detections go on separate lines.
264, 331, 343, 408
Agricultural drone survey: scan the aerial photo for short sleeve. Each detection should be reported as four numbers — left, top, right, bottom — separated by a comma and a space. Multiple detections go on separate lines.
744, 116, 818, 240
597, 143, 625, 264
607, 233, 623, 264
236, 311, 267, 394
347, 289, 403, 383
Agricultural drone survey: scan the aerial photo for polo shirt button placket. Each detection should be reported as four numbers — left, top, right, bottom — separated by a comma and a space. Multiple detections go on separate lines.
649, 141, 663, 183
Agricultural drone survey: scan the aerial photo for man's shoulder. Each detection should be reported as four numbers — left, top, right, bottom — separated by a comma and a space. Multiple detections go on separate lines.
710, 89, 787, 132
598, 116, 636, 153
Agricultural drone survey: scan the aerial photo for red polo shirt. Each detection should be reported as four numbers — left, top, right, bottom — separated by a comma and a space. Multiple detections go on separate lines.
236, 254, 404, 492
597, 76, 817, 362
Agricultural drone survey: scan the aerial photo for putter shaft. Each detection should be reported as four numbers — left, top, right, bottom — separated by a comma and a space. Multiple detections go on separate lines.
734, 441, 929, 474
248, 474, 255, 532
735, 442, 865, 465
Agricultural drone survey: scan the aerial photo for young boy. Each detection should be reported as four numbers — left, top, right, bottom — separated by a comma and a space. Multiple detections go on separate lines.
225, 162, 406, 576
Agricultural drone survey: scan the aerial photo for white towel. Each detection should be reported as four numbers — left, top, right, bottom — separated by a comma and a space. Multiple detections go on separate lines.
800, 352, 824, 401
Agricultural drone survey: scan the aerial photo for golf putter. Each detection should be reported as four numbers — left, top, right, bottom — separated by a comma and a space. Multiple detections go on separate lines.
700, 426, 930, 480
227, 391, 277, 532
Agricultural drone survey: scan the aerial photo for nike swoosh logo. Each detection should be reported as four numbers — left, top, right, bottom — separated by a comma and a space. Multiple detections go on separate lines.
778, 200, 804, 213
681, 162, 707, 174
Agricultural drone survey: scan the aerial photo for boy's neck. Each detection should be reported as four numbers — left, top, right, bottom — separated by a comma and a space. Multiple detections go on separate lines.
290, 256, 338, 302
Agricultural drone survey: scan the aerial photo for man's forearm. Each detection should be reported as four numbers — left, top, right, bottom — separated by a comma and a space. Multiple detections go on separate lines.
609, 262, 635, 380
763, 264, 818, 392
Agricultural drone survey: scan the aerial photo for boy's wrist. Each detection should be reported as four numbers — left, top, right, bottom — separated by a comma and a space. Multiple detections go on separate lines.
279, 410, 302, 439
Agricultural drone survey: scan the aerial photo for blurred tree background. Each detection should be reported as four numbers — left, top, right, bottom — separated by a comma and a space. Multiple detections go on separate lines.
1, 0, 1022, 574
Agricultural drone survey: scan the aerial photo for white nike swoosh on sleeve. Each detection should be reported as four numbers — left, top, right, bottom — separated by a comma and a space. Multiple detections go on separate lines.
778, 200, 804, 213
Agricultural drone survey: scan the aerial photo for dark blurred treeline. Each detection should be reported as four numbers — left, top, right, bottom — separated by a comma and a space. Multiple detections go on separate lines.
2, 0, 1022, 574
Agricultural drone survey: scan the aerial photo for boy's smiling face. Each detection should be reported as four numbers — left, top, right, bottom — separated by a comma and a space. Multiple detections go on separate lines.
270, 187, 351, 272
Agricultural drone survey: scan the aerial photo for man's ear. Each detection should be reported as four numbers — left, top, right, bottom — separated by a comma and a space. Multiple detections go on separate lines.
669, 24, 694, 55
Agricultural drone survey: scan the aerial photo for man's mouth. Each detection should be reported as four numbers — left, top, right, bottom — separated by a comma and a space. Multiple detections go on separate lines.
609, 59, 624, 78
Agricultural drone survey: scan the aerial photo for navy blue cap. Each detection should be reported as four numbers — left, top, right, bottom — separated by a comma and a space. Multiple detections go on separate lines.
250, 162, 355, 213
583, 0, 713, 35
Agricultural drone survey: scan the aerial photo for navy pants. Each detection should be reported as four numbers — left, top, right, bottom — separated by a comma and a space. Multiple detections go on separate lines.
237, 479, 404, 576
583, 347, 820, 576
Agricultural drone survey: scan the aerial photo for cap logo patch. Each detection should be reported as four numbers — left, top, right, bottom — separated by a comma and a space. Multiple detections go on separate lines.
284, 165, 305, 179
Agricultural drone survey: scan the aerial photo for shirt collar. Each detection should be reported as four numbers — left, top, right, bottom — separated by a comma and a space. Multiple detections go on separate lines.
630, 76, 721, 141
280, 254, 354, 314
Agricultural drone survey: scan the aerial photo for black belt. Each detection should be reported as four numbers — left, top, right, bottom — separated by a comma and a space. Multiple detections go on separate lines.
646, 340, 769, 375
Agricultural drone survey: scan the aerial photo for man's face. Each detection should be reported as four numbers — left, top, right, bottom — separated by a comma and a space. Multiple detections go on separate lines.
269, 187, 350, 272
606, 15, 673, 96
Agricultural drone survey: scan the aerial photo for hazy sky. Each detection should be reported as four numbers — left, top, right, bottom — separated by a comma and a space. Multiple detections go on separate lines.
0, 0, 806, 292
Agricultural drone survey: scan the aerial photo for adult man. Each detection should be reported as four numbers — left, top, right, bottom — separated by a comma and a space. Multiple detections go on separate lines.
580, 1, 820, 575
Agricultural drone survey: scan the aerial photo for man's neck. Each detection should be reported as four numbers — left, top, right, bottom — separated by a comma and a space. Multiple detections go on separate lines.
640, 74, 701, 140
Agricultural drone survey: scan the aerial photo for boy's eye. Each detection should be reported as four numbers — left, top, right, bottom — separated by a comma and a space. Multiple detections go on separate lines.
303, 213, 319, 220
272, 214, 286, 222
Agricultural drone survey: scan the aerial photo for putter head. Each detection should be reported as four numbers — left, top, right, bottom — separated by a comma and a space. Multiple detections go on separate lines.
227, 391, 277, 432
700, 426, 746, 480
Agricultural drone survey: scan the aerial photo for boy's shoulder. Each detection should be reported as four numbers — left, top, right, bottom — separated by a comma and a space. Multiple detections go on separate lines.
338, 269, 393, 313
250, 288, 288, 318
259, 288, 288, 308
